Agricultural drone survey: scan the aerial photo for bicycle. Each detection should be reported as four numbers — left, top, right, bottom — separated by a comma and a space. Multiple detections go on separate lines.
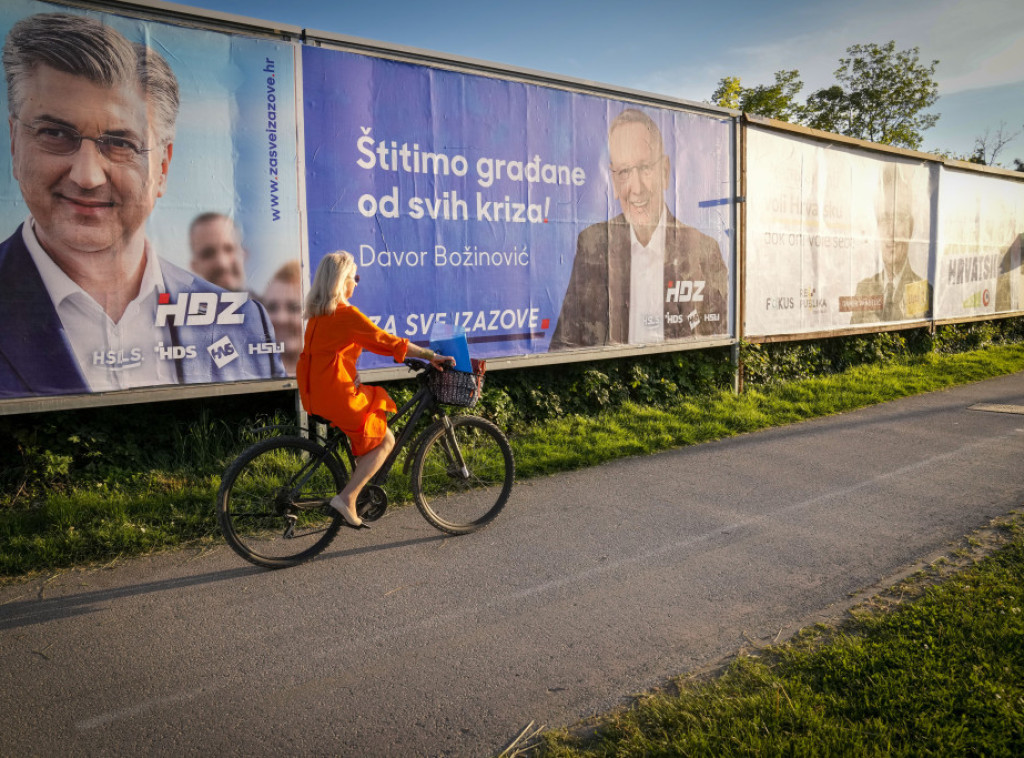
216, 358, 514, 569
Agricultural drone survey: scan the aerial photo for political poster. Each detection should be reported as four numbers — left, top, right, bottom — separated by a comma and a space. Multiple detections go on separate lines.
0, 1, 303, 402
302, 46, 734, 369
934, 168, 1024, 319
745, 126, 934, 337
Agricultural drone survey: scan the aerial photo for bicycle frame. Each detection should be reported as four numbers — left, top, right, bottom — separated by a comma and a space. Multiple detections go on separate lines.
307, 368, 443, 485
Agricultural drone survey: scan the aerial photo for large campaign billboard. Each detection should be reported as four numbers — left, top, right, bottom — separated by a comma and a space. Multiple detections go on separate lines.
745, 126, 935, 338
302, 46, 735, 370
934, 167, 1024, 319
0, 1, 303, 401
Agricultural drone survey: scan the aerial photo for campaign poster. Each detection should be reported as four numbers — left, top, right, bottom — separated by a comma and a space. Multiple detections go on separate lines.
302, 46, 734, 369
745, 127, 934, 337
0, 1, 303, 403
934, 168, 1024, 319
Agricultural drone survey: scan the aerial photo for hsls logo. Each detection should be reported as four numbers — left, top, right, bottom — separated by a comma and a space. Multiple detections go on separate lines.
155, 292, 248, 326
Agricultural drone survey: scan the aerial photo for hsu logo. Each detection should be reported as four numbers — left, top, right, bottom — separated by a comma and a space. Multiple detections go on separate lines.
156, 292, 247, 326
208, 336, 240, 368
665, 280, 706, 303
248, 342, 285, 355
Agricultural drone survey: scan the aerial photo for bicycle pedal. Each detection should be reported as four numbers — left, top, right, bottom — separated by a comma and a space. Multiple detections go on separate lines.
282, 513, 297, 539
357, 484, 388, 522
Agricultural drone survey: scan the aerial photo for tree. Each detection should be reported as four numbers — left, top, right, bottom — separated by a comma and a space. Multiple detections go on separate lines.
711, 70, 805, 122
804, 42, 939, 149
711, 76, 742, 110
968, 122, 1021, 166
713, 41, 941, 150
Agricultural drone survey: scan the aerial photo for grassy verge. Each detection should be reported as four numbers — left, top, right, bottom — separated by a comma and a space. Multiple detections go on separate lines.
513, 345, 1024, 478
2, 344, 1024, 580
529, 511, 1024, 757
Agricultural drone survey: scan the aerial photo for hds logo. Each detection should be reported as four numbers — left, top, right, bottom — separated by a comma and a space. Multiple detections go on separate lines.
208, 336, 240, 368
154, 342, 197, 360
156, 292, 247, 326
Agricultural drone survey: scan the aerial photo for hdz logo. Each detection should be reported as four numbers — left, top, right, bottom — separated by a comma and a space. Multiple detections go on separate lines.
208, 336, 240, 368
156, 292, 247, 326
665, 280, 705, 303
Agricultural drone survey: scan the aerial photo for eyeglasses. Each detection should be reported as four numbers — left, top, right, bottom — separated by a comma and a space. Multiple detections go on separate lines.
350, 274, 360, 284
610, 156, 662, 184
14, 117, 151, 164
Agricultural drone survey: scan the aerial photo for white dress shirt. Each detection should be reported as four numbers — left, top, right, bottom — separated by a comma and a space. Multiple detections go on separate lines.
23, 219, 178, 391
628, 208, 667, 343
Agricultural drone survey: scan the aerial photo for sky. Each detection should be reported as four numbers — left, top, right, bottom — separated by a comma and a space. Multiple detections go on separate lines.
176, 0, 1024, 164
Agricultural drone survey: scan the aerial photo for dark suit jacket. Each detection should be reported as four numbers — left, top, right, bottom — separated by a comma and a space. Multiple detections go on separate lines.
0, 224, 285, 398
550, 211, 729, 349
849, 264, 932, 324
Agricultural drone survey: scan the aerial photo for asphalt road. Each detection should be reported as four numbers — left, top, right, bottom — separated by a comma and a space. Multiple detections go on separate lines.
2, 372, 1023, 757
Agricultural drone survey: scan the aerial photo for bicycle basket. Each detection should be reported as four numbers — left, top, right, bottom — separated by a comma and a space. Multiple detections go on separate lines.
428, 359, 485, 407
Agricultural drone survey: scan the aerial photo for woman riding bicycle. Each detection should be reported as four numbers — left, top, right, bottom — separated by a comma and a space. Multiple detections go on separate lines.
297, 252, 452, 529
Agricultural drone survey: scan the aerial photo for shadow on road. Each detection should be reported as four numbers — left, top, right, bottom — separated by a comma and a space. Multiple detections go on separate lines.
0, 533, 447, 631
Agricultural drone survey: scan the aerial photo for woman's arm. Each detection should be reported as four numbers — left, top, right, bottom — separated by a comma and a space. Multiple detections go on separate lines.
338, 306, 455, 370
406, 342, 454, 371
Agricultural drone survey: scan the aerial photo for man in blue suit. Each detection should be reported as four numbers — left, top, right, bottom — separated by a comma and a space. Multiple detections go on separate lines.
0, 13, 283, 399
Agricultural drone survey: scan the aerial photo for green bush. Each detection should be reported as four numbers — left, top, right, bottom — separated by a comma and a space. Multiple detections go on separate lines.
0, 393, 296, 504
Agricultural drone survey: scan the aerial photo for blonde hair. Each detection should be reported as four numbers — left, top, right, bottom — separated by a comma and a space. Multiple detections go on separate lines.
304, 251, 356, 318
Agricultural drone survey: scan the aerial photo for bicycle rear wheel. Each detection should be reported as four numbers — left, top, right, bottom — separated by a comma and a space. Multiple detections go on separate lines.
411, 415, 514, 535
217, 436, 346, 568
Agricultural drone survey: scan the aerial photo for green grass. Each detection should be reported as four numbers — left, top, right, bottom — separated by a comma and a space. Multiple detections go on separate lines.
2, 344, 1024, 579
532, 514, 1024, 757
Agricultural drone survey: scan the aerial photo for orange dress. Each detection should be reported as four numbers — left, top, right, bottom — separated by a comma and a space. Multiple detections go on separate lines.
296, 305, 409, 456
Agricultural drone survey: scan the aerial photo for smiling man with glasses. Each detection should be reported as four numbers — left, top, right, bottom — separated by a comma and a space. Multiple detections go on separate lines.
0, 12, 284, 398
550, 108, 729, 350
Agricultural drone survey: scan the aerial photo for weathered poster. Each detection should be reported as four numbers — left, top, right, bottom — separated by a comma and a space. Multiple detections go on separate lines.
934, 168, 1024, 319
745, 127, 934, 337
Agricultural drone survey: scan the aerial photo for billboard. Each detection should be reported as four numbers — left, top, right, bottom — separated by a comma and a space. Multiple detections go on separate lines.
934, 167, 1024, 319
745, 126, 935, 337
0, 1, 303, 401
302, 46, 735, 370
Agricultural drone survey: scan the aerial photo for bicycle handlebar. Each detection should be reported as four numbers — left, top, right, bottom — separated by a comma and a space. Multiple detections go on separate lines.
403, 357, 457, 373
404, 358, 430, 372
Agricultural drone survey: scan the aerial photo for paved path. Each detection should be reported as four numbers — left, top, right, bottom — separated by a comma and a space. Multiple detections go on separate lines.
2, 373, 1023, 757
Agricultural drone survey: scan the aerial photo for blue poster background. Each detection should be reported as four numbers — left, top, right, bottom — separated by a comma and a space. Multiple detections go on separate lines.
0, 1, 304, 403
303, 46, 734, 369
0, 0, 301, 296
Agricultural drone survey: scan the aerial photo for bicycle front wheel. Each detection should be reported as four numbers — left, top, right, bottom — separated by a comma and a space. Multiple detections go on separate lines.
411, 415, 514, 535
217, 436, 346, 568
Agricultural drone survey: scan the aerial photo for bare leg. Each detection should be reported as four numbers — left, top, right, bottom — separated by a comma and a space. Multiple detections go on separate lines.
331, 428, 395, 526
